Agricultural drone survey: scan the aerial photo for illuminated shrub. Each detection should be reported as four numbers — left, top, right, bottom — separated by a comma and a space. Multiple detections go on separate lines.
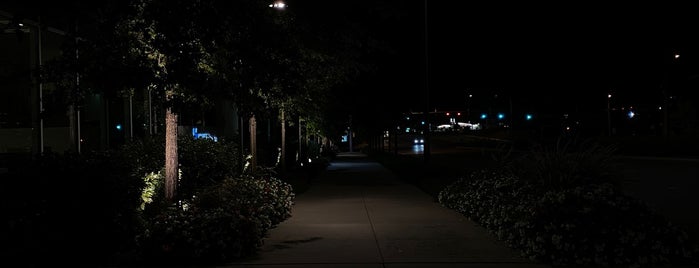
120, 135, 241, 201
137, 172, 294, 264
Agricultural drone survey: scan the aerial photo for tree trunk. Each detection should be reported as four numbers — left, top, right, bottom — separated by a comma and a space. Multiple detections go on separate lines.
280, 108, 286, 172
249, 114, 257, 170
68, 105, 79, 153
165, 101, 178, 203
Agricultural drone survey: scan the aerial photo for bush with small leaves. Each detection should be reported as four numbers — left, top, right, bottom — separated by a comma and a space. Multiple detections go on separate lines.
439, 165, 699, 266
137, 172, 294, 264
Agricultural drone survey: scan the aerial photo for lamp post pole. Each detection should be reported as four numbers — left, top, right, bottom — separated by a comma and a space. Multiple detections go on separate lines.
607, 93, 612, 136
422, 0, 431, 163
466, 92, 472, 122
269, 1, 286, 167
660, 52, 679, 138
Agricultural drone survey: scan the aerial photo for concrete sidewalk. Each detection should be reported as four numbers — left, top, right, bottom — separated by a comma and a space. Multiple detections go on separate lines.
225, 152, 549, 268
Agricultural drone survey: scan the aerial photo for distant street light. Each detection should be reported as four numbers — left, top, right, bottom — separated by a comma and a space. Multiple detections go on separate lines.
269, 1, 287, 9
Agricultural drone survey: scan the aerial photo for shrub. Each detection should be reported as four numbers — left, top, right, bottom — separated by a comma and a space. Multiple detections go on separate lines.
118, 136, 165, 179
507, 137, 620, 190
4, 135, 289, 266
438, 171, 699, 267
440, 137, 698, 267
119, 135, 241, 201
438, 170, 537, 249
137, 205, 250, 265
178, 136, 241, 198
522, 183, 698, 266
2, 151, 146, 265
137, 172, 294, 264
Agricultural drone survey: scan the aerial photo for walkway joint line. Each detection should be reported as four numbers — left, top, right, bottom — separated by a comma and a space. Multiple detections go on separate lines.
362, 188, 386, 267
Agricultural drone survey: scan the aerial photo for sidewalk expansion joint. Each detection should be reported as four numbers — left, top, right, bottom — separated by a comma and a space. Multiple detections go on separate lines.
362, 188, 386, 268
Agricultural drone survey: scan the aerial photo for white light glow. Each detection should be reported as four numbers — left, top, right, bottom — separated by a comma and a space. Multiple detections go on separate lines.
269, 2, 287, 9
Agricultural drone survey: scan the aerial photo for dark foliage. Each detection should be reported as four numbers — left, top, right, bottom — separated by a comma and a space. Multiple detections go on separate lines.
438, 141, 699, 267
1, 151, 145, 265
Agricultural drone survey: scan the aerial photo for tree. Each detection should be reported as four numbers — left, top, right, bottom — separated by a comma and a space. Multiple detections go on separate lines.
43, 0, 229, 202
41, 0, 402, 202
41, 0, 342, 200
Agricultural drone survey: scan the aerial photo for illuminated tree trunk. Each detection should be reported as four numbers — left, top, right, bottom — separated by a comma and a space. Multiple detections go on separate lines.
249, 114, 257, 170
165, 92, 178, 203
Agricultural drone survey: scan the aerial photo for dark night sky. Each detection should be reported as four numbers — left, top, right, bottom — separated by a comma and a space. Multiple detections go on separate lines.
298, 1, 699, 114
426, 2, 699, 110
4, 1, 697, 116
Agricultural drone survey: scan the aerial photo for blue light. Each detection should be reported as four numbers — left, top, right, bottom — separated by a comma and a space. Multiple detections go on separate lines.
627, 111, 635, 119
195, 133, 218, 142
480, 113, 487, 119
115, 124, 122, 130
192, 127, 218, 142
526, 114, 533, 120
497, 113, 504, 120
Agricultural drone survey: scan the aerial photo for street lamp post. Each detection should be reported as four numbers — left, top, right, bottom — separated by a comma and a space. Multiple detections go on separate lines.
469, 94, 473, 121
268, 1, 287, 168
607, 93, 612, 136
422, 0, 431, 163
661, 52, 680, 138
